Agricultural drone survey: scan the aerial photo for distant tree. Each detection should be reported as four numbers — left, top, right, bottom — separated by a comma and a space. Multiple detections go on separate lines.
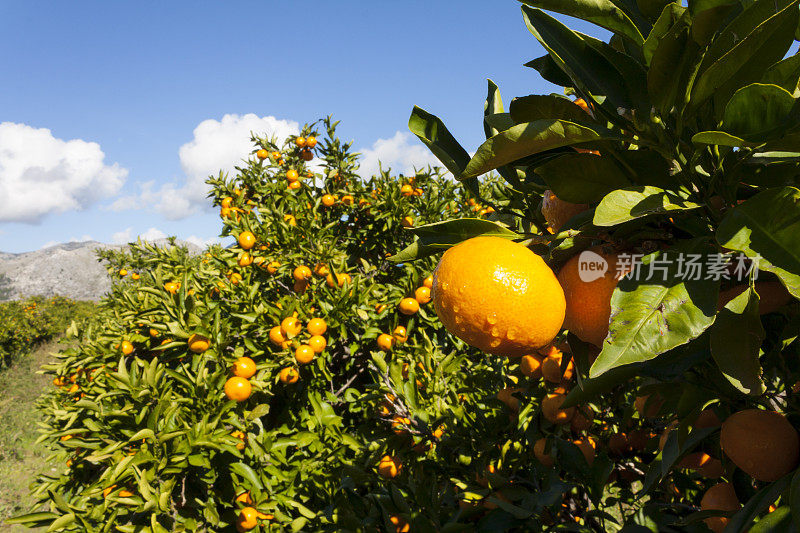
0, 273, 12, 301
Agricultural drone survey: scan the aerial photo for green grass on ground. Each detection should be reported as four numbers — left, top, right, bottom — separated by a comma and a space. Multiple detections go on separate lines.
0, 339, 65, 532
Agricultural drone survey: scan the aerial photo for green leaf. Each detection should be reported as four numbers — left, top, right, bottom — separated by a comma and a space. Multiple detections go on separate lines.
389, 219, 519, 262
484, 79, 507, 137
691, 131, 757, 147
726, 474, 793, 533
642, 3, 686, 65
710, 287, 766, 395
750, 507, 793, 533
522, 6, 635, 111
647, 15, 697, 113
464, 120, 618, 178
590, 241, 720, 377
509, 94, 593, 125
519, 0, 645, 44
762, 52, 800, 96
4, 512, 59, 525
689, 0, 739, 46
790, 467, 800, 530
722, 83, 798, 141
593, 186, 702, 226
716, 186, 800, 299
525, 55, 573, 86
534, 152, 631, 203
408, 106, 470, 177
691, 0, 799, 111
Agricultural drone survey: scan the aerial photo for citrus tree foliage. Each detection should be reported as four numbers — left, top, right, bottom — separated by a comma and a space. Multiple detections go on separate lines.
399, 0, 800, 530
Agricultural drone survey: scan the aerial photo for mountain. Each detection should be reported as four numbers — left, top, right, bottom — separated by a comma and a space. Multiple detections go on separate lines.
0, 239, 203, 302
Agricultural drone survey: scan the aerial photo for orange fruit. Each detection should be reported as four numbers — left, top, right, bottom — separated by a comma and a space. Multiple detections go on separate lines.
541, 190, 588, 233
398, 298, 419, 315
533, 437, 554, 467
422, 275, 433, 288
267, 261, 280, 274
700, 482, 740, 533
634, 394, 663, 419
236, 491, 253, 505
414, 286, 431, 304
377, 334, 395, 352
221, 196, 233, 208
164, 281, 179, 294
541, 352, 566, 383
279, 367, 299, 384
400, 184, 413, 196
496, 387, 521, 412
256, 149, 268, 160
283, 214, 296, 226
120, 341, 134, 355
300, 149, 313, 161
608, 433, 630, 456
390, 515, 410, 533
233, 357, 257, 379
118, 269, 127, 277
288, 181, 301, 190
307, 318, 327, 335
342, 195, 354, 205
433, 236, 565, 357
238, 253, 253, 267
286, 169, 299, 182
269, 326, 286, 347
573, 98, 593, 115
717, 281, 793, 314
306, 136, 317, 148
574, 437, 596, 465
313, 263, 329, 276
520, 354, 543, 379
570, 406, 594, 433
392, 325, 408, 343
378, 455, 401, 478
280, 317, 302, 338
542, 393, 574, 425
188, 334, 210, 353
308, 335, 327, 353
401, 216, 414, 228
558, 248, 629, 347
694, 408, 722, 429
295, 136, 306, 147
237, 231, 256, 250
293, 265, 312, 282
720, 409, 800, 481
231, 430, 247, 451
295, 345, 315, 364
131, 273, 140, 280
225, 377, 252, 402
321, 194, 335, 207
271, 151, 281, 159
236, 507, 259, 531
326, 272, 351, 288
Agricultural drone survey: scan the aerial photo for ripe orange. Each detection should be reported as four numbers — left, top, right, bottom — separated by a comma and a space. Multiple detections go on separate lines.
400, 184, 413, 196
293, 265, 312, 282
342, 195, 354, 205
520, 354, 543, 378
392, 325, 408, 343
398, 298, 419, 315
432, 236, 565, 357
496, 387, 520, 412
307, 318, 327, 335
422, 275, 433, 288
326, 272, 351, 288
238, 253, 253, 267
288, 181, 301, 190
221, 196, 233, 208
120, 341, 134, 355
286, 169, 299, 182
256, 149, 268, 160
236, 491, 254, 505
558, 247, 628, 347
720, 409, 800, 481
300, 149, 313, 161
378, 455, 401, 478
294, 281, 308, 295
131, 273, 140, 280
570, 406, 594, 433
295, 136, 306, 147
295, 345, 315, 364
231, 430, 247, 451
321, 194, 335, 207
283, 214, 296, 226
377, 334, 395, 352
279, 367, 299, 384
306, 136, 317, 148
164, 281, 179, 294
308, 335, 327, 353
534, 438, 554, 467
718, 281, 793, 314
541, 190, 588, 233
267, 261, 281, 274
238, 231, 256, 250
634, 394, 663, 419
271, 151, 280, 159
414, 286, 431, 304
236, 507, 259, 531
280, 317, 302, 338
390, 515, 410, 533
542, 392, 575, 425
700, 482, 740, 533
401, 216, 414, 228
269, 326, 286, 347
314, 263, 329, 276
188, 334, 210, 353
233, 357, 257, 379
119, 269, 127, 277
573, 437, 596, 465
225, 377, 252, 402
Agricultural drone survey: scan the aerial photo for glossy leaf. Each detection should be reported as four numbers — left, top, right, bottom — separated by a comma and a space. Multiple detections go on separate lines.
534, 152, 631, 203
509, 94, 594, 125
408, 106, 470, 177
389, 218, 519, 262
593, 186, 702, 226
722, 83, 797, 141
519, 0, 645, 43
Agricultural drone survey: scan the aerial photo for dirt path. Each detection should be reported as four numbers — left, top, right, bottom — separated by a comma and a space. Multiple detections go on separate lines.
0, 340, 65, 532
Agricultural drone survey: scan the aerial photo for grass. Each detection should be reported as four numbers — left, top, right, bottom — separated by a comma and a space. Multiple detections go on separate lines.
0, 339, 65, 532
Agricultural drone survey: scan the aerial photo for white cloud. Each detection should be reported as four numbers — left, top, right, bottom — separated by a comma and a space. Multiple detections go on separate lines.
184, 235, 223, 249
112, 227, 167, 245
111, 114, 300, 220
0, 122, 127, 223
357, 131, 443, 179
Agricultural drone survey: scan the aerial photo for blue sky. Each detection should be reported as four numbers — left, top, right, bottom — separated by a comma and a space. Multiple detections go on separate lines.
0, 1, 604, 253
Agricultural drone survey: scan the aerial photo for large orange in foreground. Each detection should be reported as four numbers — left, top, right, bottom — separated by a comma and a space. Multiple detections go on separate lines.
432, 236, 565, 356
720, 409, 799, 482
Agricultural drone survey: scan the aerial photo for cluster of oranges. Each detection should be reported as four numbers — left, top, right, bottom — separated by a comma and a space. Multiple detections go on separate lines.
376, 274, 433, 352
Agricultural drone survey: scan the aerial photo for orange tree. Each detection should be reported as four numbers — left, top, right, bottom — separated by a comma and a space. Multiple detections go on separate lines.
9, 119, 510, 531
392, 0, 800, 531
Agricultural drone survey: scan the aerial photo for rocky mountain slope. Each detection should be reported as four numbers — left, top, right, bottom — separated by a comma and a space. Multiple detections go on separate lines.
0, 239, 203, 302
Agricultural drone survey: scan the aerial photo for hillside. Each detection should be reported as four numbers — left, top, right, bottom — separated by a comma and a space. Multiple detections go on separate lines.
0, 239, 203, 302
